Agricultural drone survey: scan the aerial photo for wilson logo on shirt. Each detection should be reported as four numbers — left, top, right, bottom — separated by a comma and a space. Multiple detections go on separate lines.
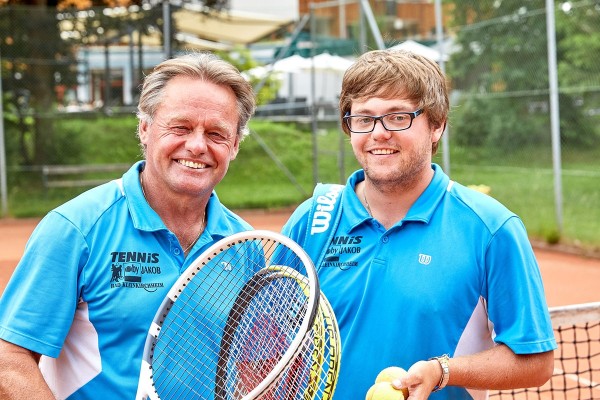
109, 251, 165, 292
418, 254, 432, 265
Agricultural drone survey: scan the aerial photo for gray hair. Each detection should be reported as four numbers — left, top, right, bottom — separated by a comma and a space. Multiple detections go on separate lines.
136, 52, 255, 141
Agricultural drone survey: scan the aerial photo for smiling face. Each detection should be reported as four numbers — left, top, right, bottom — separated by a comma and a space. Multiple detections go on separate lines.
138, 76, 240, 200
339, 50, 449, 157
349, 96, 443, 189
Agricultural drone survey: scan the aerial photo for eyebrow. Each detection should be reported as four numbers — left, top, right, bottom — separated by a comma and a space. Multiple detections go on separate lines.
351, 106, 415, 115
209, 121, 237, 136
167, 115, 235, 132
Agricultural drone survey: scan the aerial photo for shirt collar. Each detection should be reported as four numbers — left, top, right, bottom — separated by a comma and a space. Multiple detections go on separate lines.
405, 163, 450, 223
343, 163, 450, 229
123, 161, 160, 232
123, 160, 242, 240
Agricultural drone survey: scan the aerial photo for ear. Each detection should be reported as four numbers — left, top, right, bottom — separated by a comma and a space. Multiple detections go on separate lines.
432, 120, 446, 143
229, 134, 241, 161
138, 119, 150, 146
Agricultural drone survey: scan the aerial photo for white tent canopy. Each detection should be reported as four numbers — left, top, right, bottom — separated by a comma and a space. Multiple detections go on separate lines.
247, 53, 355, 104
310, 52, 354, 72
388, 39, 448, 63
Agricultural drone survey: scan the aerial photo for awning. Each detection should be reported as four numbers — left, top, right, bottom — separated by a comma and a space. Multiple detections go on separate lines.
173, 8, 294, 46
59, 7, 294, 51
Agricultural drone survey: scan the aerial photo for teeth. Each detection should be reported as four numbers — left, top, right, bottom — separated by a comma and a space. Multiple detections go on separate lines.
178, 160, 207, 169
371, 149, 396, 155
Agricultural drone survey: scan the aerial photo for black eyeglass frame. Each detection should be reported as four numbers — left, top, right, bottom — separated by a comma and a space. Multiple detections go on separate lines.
343, 109, 424, 134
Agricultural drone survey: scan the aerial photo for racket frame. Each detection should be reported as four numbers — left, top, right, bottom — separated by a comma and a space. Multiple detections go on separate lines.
137, 230, 320, 400
265, 266, 341, 400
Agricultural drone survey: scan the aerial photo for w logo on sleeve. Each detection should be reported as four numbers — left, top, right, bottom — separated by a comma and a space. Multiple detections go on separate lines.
418, 254, 432, 265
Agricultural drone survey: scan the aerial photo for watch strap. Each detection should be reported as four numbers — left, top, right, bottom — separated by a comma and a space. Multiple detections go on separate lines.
429, 354, 450, 392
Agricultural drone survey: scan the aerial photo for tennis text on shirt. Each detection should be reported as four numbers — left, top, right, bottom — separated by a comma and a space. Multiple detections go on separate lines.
109, 251, 165, 292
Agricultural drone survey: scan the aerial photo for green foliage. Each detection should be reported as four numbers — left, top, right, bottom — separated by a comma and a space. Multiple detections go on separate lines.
219, 120, 357, 208
5, 116, 353, 211
544, 230, 561, 245
555, 4, 600, 88
55, 115, 142, 163
451, 95, 549, 150
447, 1, 600, 151
1, 5, 80, 165
3, 115, 599, 252
217, 46, 281, 106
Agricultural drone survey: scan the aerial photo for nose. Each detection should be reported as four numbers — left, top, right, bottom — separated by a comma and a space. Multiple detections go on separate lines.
371, 119, 392, 140
185, 129, 209, 154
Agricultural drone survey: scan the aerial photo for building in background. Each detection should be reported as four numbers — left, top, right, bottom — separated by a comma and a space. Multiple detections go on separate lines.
42, 0, 448, 111
297, 0, 444, 44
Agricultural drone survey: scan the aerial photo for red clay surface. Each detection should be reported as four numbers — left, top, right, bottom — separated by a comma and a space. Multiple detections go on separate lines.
1, 210, 598, 400
1, 209, 599, 307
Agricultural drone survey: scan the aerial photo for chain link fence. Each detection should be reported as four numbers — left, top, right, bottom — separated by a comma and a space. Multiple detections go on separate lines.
1, 1, 599, 253
444, 0, 600, 253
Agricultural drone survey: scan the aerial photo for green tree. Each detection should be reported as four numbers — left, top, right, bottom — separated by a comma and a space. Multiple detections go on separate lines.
447, 1, 550, 150
1, 0, 232, 167
1, 4, 77, 164
554, 2, 600, 146
217, 45, 280, 106
446, 0, 599, 150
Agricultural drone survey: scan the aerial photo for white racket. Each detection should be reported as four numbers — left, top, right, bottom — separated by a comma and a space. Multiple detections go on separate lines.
136, 230, 338, 400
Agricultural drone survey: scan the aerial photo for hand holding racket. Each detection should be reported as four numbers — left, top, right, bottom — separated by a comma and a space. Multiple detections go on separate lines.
136, 230, 340, 400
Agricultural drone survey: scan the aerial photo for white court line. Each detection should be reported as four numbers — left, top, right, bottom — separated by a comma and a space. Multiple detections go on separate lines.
553, 367, 600, 390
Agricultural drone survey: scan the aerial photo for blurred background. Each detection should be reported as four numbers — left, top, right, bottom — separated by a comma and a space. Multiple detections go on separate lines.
0, 0, 599, 255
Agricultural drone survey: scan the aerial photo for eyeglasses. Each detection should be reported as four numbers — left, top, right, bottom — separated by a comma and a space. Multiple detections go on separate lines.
343, 109, 424, 134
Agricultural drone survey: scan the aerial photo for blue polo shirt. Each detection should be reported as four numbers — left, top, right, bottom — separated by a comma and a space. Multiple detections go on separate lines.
0, 161, 253, 399
282, 164, 557, 400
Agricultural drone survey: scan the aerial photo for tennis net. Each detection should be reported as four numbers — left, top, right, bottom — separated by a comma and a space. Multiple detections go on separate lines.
490, 301, 600, 400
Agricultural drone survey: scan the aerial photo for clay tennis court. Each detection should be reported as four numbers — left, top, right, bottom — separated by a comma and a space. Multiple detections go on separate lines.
1, 209, 598, 399
2, 209, 599, 306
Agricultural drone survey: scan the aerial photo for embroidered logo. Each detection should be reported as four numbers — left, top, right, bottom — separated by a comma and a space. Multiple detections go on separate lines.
109, 251, 165, 292
321, 235, 361, 271
418, 254, 432, 265
221, 261, 233, 271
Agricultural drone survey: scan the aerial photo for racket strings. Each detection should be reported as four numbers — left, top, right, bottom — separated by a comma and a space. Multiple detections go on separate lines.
153, 276, 232, 398
148, 236, 317, 400
151, 240, 271, 399
254, 294, 341, 400
228, 267, 341, 400
221, 277, 311, 397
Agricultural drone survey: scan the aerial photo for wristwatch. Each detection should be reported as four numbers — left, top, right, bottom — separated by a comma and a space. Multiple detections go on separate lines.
429, 354, 450, 392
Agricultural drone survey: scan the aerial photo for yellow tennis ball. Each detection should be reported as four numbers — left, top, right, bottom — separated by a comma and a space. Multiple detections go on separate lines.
375, 366, 407, 383
375, 366, 408, 398
365, 382, 405, 400
365, 384, 375, 400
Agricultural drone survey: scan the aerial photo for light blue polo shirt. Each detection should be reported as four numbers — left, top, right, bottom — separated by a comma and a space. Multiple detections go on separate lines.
282, 164, 557, 400
0, 161, 253, 399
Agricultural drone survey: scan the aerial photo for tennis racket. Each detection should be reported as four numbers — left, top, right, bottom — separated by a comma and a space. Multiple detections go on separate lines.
217, 265, 341, 400
136, 230, 338, 400
256, 266, 341, 400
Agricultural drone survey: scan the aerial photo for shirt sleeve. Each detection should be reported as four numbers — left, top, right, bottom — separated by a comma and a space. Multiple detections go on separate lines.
0, 211, 88, 357
485, 216, 557, 354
